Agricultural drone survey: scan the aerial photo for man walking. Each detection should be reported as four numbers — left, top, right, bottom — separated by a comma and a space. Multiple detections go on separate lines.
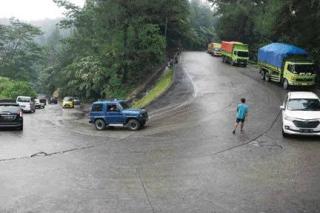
233, 98, 248, 134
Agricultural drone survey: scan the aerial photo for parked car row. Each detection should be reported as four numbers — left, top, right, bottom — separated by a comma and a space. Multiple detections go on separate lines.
0, 96, 53, 131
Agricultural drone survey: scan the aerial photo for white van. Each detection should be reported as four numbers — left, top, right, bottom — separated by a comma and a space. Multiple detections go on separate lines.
16, 96, 36, 113
281, 92, 320, 136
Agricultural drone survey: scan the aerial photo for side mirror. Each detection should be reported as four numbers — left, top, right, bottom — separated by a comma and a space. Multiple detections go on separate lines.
280, 105, 285, 110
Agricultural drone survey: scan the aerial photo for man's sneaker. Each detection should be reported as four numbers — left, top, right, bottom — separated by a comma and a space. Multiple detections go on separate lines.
232, 130, 235, 134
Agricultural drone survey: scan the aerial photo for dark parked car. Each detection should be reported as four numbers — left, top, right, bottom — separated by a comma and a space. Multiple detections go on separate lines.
49, 97, 58, 104
73, 97, 81, 106
0, 100, 23, 130
39, 98, 47, 106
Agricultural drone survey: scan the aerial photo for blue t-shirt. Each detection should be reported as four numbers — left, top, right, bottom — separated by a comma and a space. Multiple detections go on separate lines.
236, 103, 248, 119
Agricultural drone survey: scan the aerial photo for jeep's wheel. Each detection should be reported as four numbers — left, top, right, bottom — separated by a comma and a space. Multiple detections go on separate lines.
283, 79, 289, 90
95, 119, 106, 131
127, 119, 141, 131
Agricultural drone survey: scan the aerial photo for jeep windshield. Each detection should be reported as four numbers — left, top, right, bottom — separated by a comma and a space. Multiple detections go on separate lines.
294, 64, 316, 74
287, 99, 320, 111
119, 102, 129, 109
237, 51, 248, 57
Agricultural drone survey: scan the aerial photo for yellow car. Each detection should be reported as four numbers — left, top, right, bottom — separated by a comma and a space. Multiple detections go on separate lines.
62, 97, 74, 108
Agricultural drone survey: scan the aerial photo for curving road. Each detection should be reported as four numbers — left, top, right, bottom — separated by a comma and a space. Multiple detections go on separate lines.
1, 52, 320, 213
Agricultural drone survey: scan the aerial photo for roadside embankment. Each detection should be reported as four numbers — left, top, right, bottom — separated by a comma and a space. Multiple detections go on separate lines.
132, 68, 174, 108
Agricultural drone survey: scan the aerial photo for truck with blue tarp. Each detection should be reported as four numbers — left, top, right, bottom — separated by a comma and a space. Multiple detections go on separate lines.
258, 43, 317, 89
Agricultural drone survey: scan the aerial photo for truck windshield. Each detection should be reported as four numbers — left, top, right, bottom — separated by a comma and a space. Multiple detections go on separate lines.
237, 51, 248, 57
287, 99, 320, 111
294, 64, 315, 73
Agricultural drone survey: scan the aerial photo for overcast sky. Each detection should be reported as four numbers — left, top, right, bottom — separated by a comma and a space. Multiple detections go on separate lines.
0, 0, 85, 21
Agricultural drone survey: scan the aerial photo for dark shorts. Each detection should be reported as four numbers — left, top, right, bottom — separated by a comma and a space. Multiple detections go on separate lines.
236, 118, 245, 123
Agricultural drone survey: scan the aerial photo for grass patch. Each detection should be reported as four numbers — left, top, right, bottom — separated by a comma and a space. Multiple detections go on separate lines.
132, 69, 173, 108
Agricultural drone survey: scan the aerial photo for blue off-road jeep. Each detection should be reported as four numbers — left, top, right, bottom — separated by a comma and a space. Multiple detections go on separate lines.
89, 100, 148, 131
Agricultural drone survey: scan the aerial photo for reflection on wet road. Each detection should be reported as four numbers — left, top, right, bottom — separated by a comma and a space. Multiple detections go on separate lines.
1, 52, 320, 213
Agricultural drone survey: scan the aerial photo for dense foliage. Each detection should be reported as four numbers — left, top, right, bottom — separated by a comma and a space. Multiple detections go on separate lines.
210, 0, 320, 63
183, 0, 218, 49
0, 77, 37, 99
36, 0, 217, 100
0, 1, 219, 100
0, 19, 43, 82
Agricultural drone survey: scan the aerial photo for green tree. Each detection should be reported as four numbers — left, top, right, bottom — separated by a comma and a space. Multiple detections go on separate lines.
184, 0, 218, 49
0, 19, 43, 81
0, 77, 36, 99
45, 0, 189, 100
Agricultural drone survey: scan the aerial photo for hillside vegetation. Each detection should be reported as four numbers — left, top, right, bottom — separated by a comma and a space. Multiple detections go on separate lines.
0, 0, 216, 101
0, 77, 36, 99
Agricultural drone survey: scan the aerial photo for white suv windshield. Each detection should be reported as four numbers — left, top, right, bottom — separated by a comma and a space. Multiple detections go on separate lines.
287, 99, 320, 111
17, 97, 31, 102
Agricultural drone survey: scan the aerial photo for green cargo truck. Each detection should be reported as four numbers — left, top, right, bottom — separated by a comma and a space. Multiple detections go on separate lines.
221, 41, 249, 67
258, 43, 317, 89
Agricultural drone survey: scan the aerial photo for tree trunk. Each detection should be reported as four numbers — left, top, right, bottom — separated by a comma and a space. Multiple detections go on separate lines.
122, 24, 128, 83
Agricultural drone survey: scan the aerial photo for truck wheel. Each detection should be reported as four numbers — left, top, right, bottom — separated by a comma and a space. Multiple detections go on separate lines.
127, 119, 141, 131
94, 119, 106, 131
265, 73, 271, 82
260, 71, 266, 80
283, 79, 289, 90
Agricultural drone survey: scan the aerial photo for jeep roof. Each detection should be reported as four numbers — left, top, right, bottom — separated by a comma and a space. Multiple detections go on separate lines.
93, 99, 126, 104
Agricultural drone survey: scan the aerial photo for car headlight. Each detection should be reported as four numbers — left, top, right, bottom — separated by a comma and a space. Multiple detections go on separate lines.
284, 115, 295, 121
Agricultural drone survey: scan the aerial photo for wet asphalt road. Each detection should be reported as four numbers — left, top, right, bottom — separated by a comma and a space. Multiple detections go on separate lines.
1, 52, 320, 213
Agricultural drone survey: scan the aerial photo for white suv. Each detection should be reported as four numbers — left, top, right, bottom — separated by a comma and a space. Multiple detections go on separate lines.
16, 96, 36, 113
281, 92, 320, 136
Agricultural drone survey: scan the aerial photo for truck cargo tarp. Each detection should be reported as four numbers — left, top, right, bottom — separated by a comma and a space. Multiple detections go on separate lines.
221, 41, 244, 53
258, 43, 308, 68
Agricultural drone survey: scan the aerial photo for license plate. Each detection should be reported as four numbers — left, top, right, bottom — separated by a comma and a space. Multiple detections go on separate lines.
301, 129, 313, 133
